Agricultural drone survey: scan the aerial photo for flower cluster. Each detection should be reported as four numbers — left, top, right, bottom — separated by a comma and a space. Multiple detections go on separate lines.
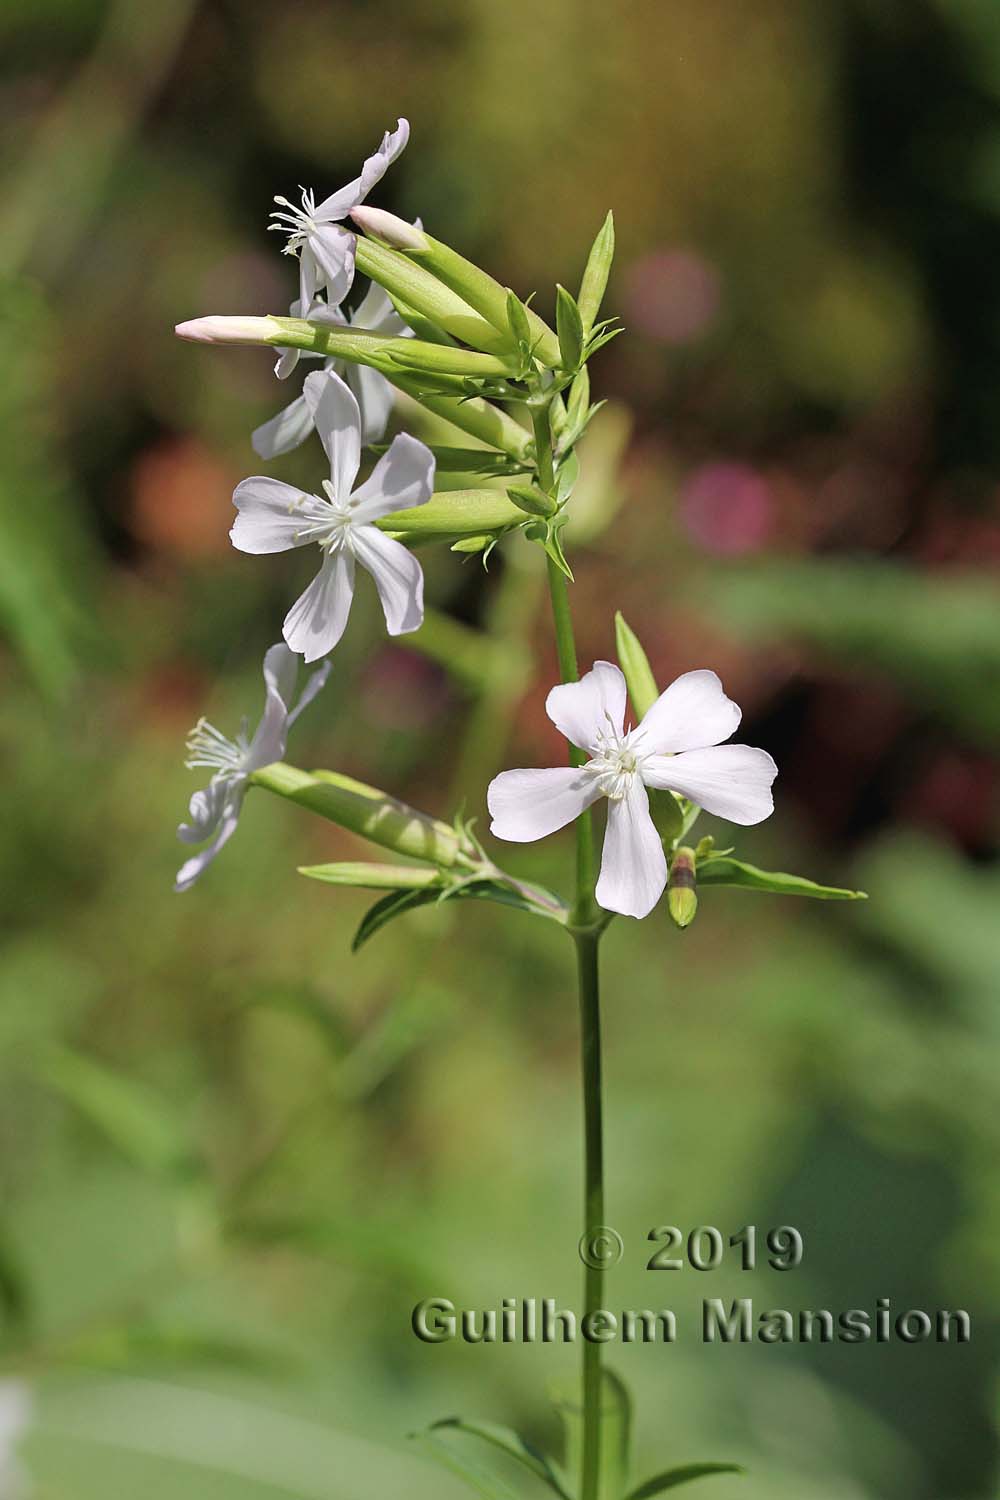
173, 119, 784, 921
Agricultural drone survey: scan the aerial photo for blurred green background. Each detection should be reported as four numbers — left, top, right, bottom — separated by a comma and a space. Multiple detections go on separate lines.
2, 0, 1000, 1496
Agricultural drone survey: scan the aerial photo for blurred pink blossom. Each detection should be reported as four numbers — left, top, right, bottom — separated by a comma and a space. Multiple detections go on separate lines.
624, 248, 721, 344
679, 461, 773, 554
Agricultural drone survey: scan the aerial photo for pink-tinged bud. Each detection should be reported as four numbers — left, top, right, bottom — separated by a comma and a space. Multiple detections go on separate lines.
175, 315, 286, 345
350, 206, 429, 252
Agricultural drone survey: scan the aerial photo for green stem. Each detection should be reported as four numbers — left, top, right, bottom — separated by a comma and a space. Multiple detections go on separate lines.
532, 394, 605, 1500
575, 929, 604, 1500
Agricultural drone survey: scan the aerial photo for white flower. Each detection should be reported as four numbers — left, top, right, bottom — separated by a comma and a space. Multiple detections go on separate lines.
0, 1381, 32, 1498
176, 644, 330, 892
231, 368, 434, 661
253, 284, 411, 459
269, 119, 409, 308
488, 662, 778, 920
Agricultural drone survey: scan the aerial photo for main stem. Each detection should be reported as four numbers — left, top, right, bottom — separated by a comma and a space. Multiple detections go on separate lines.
533, 398, 605, 1500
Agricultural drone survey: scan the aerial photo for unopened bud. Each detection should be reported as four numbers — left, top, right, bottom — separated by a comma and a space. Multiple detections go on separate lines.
175, 315, 286, 345
350, 206, 429, 252
667, 847, 698, 929
506, 483, 557, 518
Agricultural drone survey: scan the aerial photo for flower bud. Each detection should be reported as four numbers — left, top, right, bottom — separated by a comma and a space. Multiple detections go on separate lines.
355, 236, 514, 356
350, 205, 429, 252
506, 483, 557, 518
175, 315, 287, 344
614, 611, 659, 719
376, 488, 526, 542
578, 211, 615, 335
667, 846, 698, 929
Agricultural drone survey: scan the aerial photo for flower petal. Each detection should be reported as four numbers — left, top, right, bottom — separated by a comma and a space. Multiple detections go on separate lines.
595, 778, 667, 919
643, 744, 777, 825
175, 786, 245, 891
312, 119, 410, 220
307, 223, 356, 304
545, 660, 627, 753
350, 280, 410, 337
231, 478, 326, 554
350, 432, 435, 521
177, 778, 227, 844
247, 643, 297, 766
251, 394, 316, 459
274, 346, 300, 380
283, 550, 356, 662
302, 369, 362, 499
637, 669, 742, 752
345, 361, 396, 444
351, 526, 424, 635
487, 766, 602, 843
298, 248, 318, 310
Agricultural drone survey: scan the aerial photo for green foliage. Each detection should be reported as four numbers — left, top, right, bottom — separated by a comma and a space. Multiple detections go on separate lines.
578, 212, 616, 336
554, 1369, 632, 1500
697, 856, 866, 901
428, 1418, 572, 1498
626, 1464, 744, 1498
556, 284, 585, 372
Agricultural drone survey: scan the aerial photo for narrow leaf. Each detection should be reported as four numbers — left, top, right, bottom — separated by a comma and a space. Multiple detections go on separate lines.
697, 857, 867, 901
627, 1463, 744, 1498
430, 1419, 573, 1500
578, 210, 616, 335
541, 523, 575, 581
298, 862, 442, 891
555, 284, 585, 371
614, 611, 660, 719
412, 1431, 519, 1500
506, 289, 533, 351
354, 877, 568, 950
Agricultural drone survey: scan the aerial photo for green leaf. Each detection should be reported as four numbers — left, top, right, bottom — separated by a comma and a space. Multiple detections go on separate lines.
36, 1045, 201, 1180
556, 284, 585, 371
556, 450, 580, 505
430, 1419, 573, 1499
648, 790, 685, 843
506, 288, 533, 352
353, 878, 567, 950
540, 521, 575, 581
627, 1463, 744, 1497
553, 1369, 632, 1500
578, 210, 616, 335
697, 857, 867, 901
567, 366, 590, 431
412, 1431, 520, 1500
614, 611, 660, 719
298, 861, 443, 891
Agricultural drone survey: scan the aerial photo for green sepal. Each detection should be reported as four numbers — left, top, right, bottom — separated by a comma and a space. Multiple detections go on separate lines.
556, 450, 580, 504
614, 611, 660, 719
556, 284, 585, 372
505, 288, 534, 355
507, 482, 557, 518
567, 366, 590, 431
526, 518, 574, 580
578, 210, 616, 336
697, 857, 867, 901
412, 230, 562, 367
386, 372, 532, 460
355, 235, 514, 355
450, 534, 493, 554
626, 1462, 744, 1497
368, 444, 528, 478
298, 862, 443, 891
648, 790, 684, 842
428, 1419, 572, 1500
388, 342, 521, 379
376, 488, 526, 542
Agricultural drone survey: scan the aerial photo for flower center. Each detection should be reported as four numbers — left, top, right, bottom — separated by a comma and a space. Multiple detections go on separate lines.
269, 189, 319, 255
588, 720, 650, 802
184, 717, 251, 777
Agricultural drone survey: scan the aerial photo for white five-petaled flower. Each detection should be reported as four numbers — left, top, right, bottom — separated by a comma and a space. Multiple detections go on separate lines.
0, 1380, 32, 1498
175, 644, 330, 891
231, 368, 434, 662
253, 285, 411, 459
488, 662, 778, 920
269, 119, 409, 308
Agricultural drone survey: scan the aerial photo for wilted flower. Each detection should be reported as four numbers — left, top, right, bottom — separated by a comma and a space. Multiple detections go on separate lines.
176, 644, 330, 891
488, 662, 777, 919
253, 285, 411, 459
269, 119, 409, 308
232, 369, 434, 661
